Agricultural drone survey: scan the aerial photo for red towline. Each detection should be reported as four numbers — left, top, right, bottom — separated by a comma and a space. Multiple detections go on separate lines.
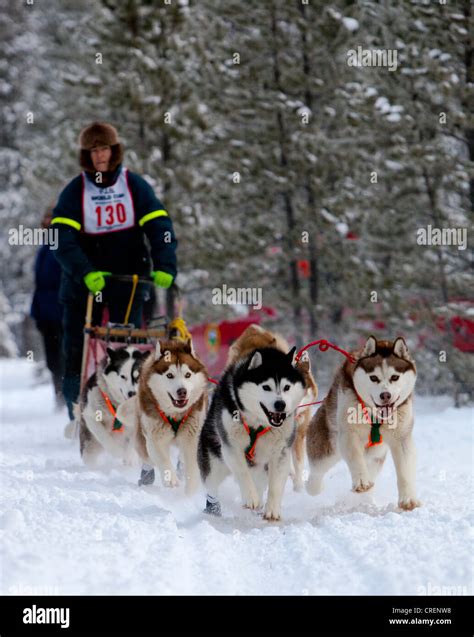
207, 338, 357, 410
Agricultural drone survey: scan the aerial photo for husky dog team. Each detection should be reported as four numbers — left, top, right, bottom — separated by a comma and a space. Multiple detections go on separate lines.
76, 325, 420, 519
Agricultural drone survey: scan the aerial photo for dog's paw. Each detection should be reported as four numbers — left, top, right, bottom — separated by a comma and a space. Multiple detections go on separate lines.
306, 475, 324, 496
263, 508, 281, 522
184, 479, 199, 496
138, 467, 155, 487
352, 479, 374, 493
292, 477, 304, 492
163, 473, 179, 488
64, 420, 77, 440
204, 498, 222, 517
398, 497, 421, 511
243, 501, 260, 511
243, 492, 260, 510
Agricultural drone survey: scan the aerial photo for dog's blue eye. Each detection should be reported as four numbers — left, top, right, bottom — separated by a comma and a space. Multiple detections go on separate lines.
185, 372, 191, 379
369, 375, 379, 383
167, 373, 174, 379
262, 385, 271, 391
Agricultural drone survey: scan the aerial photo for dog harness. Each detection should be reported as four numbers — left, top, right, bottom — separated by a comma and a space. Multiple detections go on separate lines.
155, 403, 194, 435
240, 414, 271, 462
99, 389, 124, 432
356, 393, 383, 448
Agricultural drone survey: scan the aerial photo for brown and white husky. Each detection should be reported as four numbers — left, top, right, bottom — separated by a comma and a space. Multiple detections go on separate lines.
117, 338, 208, 494
306, 336, 420, 510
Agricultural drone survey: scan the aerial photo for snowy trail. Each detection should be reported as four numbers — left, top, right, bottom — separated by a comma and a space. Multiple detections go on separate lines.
1, 359, 472, 595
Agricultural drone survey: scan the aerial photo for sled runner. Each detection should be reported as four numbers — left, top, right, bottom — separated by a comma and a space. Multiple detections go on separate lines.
79, 274, 185, 394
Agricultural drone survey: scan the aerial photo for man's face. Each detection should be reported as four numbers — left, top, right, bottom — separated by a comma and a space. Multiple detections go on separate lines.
90, 145, 112, 172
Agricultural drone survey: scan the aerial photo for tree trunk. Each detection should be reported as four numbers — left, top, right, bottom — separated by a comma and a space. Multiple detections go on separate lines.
270, 7, 302, 347
299, 2, 318, 336
463, 0, 474, 212
423, 170, 449, 304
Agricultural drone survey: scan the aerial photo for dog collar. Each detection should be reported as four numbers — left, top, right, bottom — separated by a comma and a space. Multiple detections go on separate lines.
240, 414, 271, 462
155, 402, 194, 435
99, 388, 124, 433
356, 393, 383, 448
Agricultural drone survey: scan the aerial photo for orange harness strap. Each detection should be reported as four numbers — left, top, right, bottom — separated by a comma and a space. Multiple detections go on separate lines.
154, 402, 194, 435
356, 393, 383, 448
240, 414, 271, 462
99, 388, 124, 433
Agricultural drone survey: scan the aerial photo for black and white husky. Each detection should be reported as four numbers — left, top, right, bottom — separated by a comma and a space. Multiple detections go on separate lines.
198, 327, 307, 521
78, 346, 149, 466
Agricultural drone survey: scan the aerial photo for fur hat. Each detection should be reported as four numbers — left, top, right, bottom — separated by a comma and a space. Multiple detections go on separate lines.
78, 121, 124, 172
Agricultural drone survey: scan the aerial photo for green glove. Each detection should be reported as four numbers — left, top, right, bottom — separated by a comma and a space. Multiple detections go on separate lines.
83, 271, 111, 294
152, 270, 174, 289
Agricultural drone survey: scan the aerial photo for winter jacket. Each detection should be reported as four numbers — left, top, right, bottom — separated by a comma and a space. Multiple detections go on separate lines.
52, 165, 178, 303
31, 244, 63, 324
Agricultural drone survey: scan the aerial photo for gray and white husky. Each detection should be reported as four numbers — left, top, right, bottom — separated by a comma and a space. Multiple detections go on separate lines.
306, 336, 420, 510
198, 326, 307, 521
79, 346, 149, 467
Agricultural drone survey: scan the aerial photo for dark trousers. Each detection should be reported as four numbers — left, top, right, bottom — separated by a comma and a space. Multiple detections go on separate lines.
37, 321, 64, 399
62, 284, 145, 420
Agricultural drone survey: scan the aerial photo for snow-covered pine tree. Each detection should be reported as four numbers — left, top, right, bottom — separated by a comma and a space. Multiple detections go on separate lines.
0, 0, 36, 353
65, 0, 220, 321
344, 0, 472, 397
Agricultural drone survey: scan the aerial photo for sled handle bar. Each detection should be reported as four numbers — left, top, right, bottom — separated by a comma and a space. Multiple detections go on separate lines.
106, 274, 181, 294
84, 274, 180, 327
106, 274, 153, 284
106, 274, 181, 298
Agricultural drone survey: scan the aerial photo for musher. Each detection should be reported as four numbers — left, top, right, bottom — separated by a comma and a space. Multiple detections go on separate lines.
52, 121, 177, 428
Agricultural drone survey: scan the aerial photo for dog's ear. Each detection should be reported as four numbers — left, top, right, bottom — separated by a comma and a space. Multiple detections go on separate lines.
133, 349, 151, 364
393, 336, 410, 360
360, 335, 377, 358
184, 337, 196, 357
286, 346, 297, 366
106, 347, 115, 360
296, 350, 311, 372
248, 350, 263, 370
154, 340, 163, 361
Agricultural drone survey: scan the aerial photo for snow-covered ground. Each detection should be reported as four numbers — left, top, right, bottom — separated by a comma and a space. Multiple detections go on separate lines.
1, 359, 472, 596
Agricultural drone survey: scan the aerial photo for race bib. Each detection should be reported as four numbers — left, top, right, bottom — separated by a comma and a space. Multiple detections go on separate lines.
82, 167, 135, 234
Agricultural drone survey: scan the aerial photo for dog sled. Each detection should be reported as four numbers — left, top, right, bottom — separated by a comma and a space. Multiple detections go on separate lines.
79, 274, 189, 394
